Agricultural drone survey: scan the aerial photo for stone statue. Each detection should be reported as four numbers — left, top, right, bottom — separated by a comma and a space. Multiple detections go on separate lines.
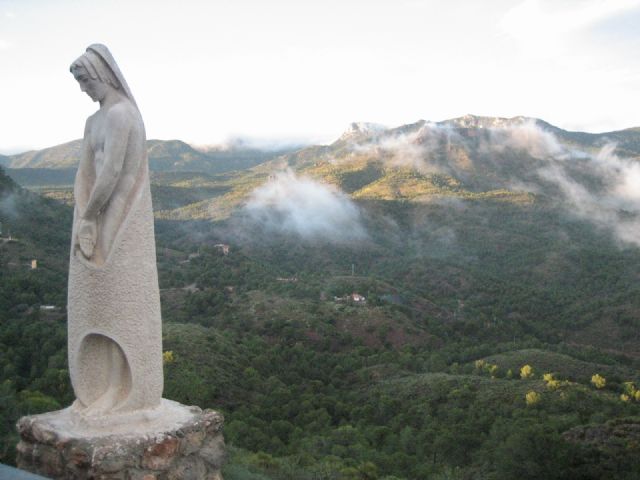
67, 44, 162, 416
16, 45, 225, 479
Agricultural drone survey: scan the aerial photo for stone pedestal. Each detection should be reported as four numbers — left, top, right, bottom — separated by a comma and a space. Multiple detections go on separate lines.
15, 400, 225, 480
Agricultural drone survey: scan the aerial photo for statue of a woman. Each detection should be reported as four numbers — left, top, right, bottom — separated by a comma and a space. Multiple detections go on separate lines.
68, 44, 162, 416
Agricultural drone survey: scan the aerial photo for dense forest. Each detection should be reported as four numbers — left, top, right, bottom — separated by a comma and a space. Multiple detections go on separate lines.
3, 117, 640, 479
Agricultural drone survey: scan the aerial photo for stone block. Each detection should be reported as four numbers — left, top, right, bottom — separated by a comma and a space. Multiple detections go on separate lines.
16, 401, 225, 480
142, 436, 180, 470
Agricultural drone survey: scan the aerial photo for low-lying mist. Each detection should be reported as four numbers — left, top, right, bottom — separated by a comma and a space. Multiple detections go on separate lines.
244, 170, 368, 243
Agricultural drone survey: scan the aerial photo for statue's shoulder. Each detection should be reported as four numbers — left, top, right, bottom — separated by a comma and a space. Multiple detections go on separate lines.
85, 111, 98, 125
83, 111, 99, 135
107, 99, 137, 117
105, 99, 140, 127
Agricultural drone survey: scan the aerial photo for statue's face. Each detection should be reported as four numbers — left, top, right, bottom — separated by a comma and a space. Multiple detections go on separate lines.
73, 69, 109, 103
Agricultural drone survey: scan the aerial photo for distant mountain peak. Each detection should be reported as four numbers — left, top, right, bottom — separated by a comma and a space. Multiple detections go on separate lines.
339, 122, 387, 141
439, 114, 538, 130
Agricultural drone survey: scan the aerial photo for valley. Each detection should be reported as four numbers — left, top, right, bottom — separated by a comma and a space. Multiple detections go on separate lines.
2, 116, 640, 479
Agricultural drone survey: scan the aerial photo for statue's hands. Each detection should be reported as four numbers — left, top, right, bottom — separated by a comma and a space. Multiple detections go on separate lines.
77, 217, 97, 259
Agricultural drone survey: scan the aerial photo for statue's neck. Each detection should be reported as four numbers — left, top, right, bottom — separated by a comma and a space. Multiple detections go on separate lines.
99, 89, 126, 109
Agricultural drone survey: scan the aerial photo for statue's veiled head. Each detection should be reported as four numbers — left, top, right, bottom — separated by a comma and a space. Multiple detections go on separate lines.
70, 46, 122, 103
70, 50, 121, 103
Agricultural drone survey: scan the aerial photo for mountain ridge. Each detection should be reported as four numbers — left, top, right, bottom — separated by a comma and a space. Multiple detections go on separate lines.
6, 139, 296, 174
8, 115, 640, 173
7, 114, 640, 226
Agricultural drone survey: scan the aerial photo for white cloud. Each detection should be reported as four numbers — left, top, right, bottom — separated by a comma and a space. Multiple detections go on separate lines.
245, 170, 367, 243
0, 39, 11, 50
353, 120, 568, 175
533, 141, 640, 247
352, 123, 461, 173
486, 120, 567, 159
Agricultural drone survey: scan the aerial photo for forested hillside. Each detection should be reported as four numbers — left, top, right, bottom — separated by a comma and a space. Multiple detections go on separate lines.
3, 116, 640, 478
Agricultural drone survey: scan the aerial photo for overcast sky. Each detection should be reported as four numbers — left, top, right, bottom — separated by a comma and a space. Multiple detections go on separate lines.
1, 0, 639, 153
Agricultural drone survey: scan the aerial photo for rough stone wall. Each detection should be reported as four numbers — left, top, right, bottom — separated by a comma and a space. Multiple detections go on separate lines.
16, 410, 225, 480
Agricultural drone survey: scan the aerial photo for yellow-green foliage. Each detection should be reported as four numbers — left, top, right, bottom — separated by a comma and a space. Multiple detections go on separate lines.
475, 359, 499, 378
543, 373, 561, 390
163, 350, 175, 364
483, 349, 640, 386
622, 382, 640, 402
520, 364, 533, 379
525, 390, 540, 405
351, 167, 532, 204
352, 168, 452, 201
591, 374, 606, 389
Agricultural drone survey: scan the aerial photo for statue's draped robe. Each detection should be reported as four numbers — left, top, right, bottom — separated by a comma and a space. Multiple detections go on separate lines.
68, 129, 163, 413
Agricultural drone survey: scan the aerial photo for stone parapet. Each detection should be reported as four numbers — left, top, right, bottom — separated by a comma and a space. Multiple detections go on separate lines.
16, 401, 225, 480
